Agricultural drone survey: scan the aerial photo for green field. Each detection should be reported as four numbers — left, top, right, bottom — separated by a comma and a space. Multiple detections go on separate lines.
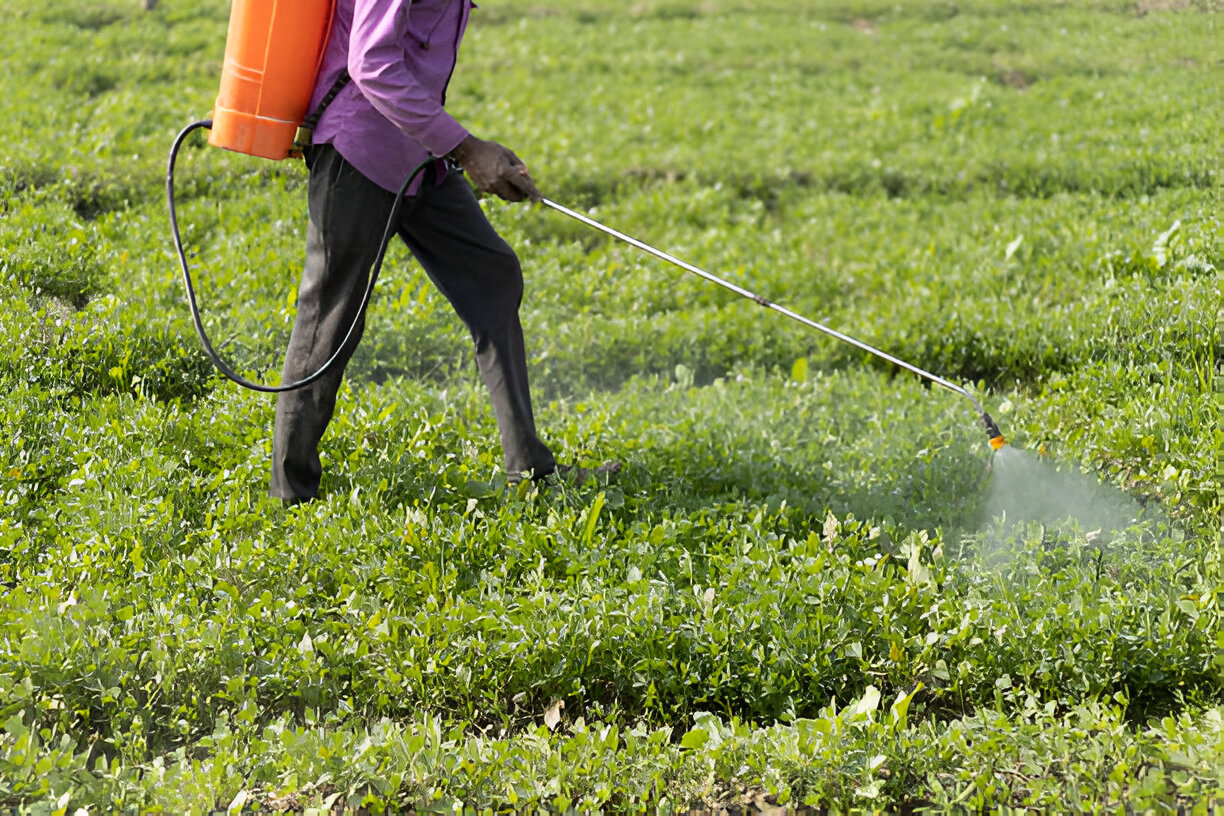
1, 0, 1221, 811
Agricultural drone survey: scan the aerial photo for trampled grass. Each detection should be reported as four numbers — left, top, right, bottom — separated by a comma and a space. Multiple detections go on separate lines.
1, 0, 1220, 812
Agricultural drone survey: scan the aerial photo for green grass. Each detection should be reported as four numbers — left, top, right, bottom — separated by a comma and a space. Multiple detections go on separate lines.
1, 0, 1220, 812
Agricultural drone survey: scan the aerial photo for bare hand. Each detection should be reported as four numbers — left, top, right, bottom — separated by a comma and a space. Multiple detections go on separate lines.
449, 135, 542, 203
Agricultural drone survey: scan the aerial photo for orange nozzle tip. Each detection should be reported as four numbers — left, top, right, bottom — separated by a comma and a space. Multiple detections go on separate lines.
989, 436, 1007, 450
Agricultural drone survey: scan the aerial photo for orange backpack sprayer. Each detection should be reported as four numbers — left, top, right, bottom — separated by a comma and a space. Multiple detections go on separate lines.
167, 1, 1005, 448
209, 0, 334, 160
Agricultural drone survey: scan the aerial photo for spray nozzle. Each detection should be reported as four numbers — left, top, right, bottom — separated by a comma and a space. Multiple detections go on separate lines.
981, 411, 1007, 450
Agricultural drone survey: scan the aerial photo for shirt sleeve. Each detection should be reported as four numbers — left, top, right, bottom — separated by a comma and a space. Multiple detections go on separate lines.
347, 0, 469, 157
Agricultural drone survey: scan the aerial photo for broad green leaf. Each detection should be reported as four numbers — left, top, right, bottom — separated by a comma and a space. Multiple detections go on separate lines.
679, 727, 709, 750
791, 356, 808, 383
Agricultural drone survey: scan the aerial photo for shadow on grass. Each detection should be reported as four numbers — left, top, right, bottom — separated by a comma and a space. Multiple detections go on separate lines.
623, 409, 989, 537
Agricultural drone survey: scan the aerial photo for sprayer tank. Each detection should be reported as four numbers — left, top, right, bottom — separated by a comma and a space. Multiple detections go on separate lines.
209, 0, 333, 160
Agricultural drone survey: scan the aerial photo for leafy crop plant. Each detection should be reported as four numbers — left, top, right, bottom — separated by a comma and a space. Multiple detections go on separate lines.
0, 0, 1219, 812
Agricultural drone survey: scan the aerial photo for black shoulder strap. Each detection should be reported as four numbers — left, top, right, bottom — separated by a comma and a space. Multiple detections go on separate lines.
292, 69, 352, 156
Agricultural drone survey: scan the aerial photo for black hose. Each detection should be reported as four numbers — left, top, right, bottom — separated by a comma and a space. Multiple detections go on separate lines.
166, 119, 432, 393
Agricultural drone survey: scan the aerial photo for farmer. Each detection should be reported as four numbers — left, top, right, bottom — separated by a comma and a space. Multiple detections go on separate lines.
270, 0, 603, 504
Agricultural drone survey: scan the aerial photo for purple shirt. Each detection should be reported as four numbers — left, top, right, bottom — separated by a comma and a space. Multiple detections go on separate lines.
309, 0, 473, 194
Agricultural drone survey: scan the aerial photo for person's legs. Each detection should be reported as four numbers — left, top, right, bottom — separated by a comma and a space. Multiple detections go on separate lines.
399, 169, 556, 481
269, 146, 396, 501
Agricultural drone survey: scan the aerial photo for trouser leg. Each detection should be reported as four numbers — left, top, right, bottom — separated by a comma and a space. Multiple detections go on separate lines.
269, 146, 395, 500
271, 148, 555, 499
399, 170, 556, 481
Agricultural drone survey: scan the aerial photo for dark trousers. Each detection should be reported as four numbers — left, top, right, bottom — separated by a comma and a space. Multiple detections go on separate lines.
269, 145, 555, 500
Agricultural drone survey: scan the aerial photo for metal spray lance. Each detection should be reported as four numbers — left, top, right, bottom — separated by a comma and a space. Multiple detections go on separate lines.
539, 198, 1008, 450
